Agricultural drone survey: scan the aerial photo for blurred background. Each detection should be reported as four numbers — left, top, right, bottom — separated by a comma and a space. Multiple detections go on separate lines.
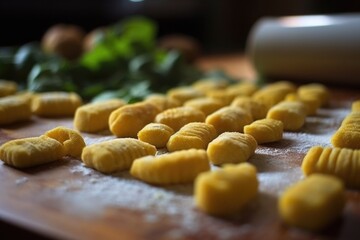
1, 0, 359, 53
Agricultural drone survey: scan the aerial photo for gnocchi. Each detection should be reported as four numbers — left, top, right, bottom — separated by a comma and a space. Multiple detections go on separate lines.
0, 95, 32, 125
44, 126, 86, 158
31, 92, 82, 117
184, 97, 225, 116
352, 100, 360, 112
130, 149, 210, 185
82, 138, 156, 173
207, 132, 257, 165
155, 106, 205, 132
74, 99, 125, 133
244, 119, 283, 144
297, 83, 329, 107
285, 93, 320, 116
167, 87, 204, 105
0, 80, 17, 97
205, 106, 253, 134
266, 101, 306, 131
195, 163, 259, 216
166, 122, 217, 152
331, 112, 360, 149
0, 135, 65, 168
279, 174, 345, 231
231, 96, 267, 120
144, 94, 181, 112
137, 123, 174, 148
109, 102, 160, 138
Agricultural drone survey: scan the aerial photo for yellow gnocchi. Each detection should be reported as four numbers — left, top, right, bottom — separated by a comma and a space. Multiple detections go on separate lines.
82, 138, 156, 173
205, 106, 253, 134
195, 163, 259, 216
207, 132, 257, 165
226, 82, 259, 97
137, 123, 174, 148
31, 92, 82, 117
0, 80, 17, 97
184, 97, 225, 116
244, 119, 283, 144
74, 99, 125, 133
0, 135, 65, 168
266, 101, 306, 131
130, 149, 210, 185
0, 94, 32, 125
302, 146, 360, 188
352, 100, 360, 112
231, 96, 267, 120
44, 126, 86, 158
279, 174, 345, 231
166, 122, 217, 152
331, 112, 360, 149
144, 94, 181, 112
109, 102, 160, 138
297, 83, 330, 107
191, 79, 228, 94
155, 106, 206, 132
167, 86, 204, 105
285, 93, 320, 116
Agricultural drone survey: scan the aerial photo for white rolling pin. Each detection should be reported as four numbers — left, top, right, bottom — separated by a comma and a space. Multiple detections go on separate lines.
246, 13, 360, 86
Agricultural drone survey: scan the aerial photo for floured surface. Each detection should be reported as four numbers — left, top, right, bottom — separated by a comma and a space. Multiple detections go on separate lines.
1, 91, 360, 240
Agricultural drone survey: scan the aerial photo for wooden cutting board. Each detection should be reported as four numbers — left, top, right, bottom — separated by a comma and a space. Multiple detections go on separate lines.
1, 88, 360, 240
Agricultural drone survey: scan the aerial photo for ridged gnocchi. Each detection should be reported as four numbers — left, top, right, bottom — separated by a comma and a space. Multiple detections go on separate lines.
155, 106, 206, 132
44, 126, 86, 158
207, 132, 257, 165
167, 87, 204, 105
297, 83, 329, 107
137, 123, 174, 148
184, 97, 225, 116
226, 82, 259, 97
31, 92, 82, 117
82, 138, 156, 173
205, 106, 253, 134
166, 122, 217, 152
195, 163, 259, 216
130, 149, 210, 185
302, 146, 360, 188
231, 96, 267, 120
266, 101, 306, 131
244, 119, 283, 144
144, 94, 181, 112
74, 99, 125, 133
331, 112, 360, 149
0, 94, 32, 125
285, 93, 320, 116
0, 135, 65, 168
109, 102, 160, 138
0, 80, 17, 97
279, 174, 345, 231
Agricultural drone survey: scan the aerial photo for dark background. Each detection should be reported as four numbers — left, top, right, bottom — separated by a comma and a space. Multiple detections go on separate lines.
0, 0, 359, 53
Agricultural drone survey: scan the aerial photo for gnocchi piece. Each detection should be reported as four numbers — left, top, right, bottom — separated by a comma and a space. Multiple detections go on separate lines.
302, 146, 360, 188
279, 174, 345, 231
285, 93, 320, 116
331, 112, 360, 149
297, 83, 330, 107
31, 92, 82, 117
130, 149, 210, 185
0, 80, 17, 97
166, 122, 217, 152
266, 101, 306, 131
192, 79, 228, 93
137, 123, 174, 148
352, 100, 360, 112
205, 106, 253, 134
195, 163, 259, 216
206, 89, 238, 106
244, 119, 283, 144
184, 97, 225, 116
0, 95, 32, 125
231, 96, 267, 120
44, 126, 86, 158
167, 87, 204, 105
252, 81, 296, 110
82, 138, 156, 173
155, 106, 205, 132
226, 82, 259, 97
74, 99, 125, 133
144, 94, 181, 112
207, 132, 257, 165
109, 102, 160, 138
0, 135, 65, 168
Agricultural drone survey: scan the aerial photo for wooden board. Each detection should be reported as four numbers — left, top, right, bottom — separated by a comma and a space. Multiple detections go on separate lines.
1, 87, 360, 239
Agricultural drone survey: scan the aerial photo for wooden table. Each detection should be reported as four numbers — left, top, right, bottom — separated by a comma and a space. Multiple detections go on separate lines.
1, 55, 360, 240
